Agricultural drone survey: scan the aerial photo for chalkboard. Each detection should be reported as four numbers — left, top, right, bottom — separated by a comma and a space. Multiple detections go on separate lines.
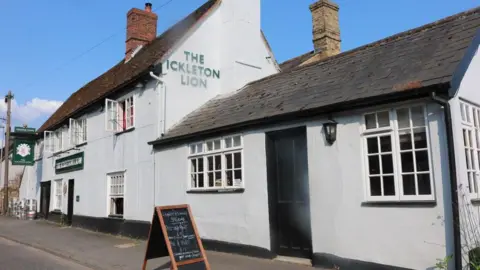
160, 208, 202, 262
142, 205, 210, 270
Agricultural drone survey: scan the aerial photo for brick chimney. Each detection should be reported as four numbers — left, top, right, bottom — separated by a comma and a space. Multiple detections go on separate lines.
125, 3, 158, 62
309, 0, 340, 57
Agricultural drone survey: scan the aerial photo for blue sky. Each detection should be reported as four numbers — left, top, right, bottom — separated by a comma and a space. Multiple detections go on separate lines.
0, 0, 478, 130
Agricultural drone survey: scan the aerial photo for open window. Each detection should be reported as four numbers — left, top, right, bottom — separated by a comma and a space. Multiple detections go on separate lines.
44, 131, 54, 153
105, 97, 134, 133
69, 118, 87, 145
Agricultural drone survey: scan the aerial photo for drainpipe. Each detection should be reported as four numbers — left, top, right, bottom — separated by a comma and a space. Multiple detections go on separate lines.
430, 91, 462, 270
149, 71, 166, 137
148, 71, 165, 209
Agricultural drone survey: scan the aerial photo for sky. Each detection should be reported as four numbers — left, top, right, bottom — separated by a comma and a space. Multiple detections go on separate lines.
0, 0, 478, 132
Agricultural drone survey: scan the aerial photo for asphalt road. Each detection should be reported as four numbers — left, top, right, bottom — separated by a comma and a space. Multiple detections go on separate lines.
0, 237, 92, 270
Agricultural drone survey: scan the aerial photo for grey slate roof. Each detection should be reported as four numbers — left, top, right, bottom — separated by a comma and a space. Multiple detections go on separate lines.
279, 50, 315, 72
151, 7, 480, 145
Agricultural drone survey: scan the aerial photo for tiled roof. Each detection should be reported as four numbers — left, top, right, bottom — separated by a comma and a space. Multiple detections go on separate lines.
152, 7, 480, 144
279, 50, 315, 71
38, 0, 220, 133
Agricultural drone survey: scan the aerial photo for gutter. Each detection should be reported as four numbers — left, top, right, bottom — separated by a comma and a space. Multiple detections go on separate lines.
430, 91, 462, 270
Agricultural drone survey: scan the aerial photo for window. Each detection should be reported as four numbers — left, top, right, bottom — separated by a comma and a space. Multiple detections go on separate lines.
188, 135, 243, 190
44, 128, 66, 153
54, 180, 62, 210
69, 118, 87, 145
105, 97, 135, 132
460, 101, 480, 199
362, 105, 433, 202
108, 172, 125, 216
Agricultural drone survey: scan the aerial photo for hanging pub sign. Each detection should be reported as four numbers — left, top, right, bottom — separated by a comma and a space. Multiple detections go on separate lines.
12, 139, 35, 166
142, 204, 210, 270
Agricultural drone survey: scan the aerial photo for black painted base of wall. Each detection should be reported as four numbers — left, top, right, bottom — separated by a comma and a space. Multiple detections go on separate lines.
71, 215, 413, 270
47, 211, 68, 225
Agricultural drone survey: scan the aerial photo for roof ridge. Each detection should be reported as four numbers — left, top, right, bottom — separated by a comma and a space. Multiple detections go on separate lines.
244, 6, 480, 87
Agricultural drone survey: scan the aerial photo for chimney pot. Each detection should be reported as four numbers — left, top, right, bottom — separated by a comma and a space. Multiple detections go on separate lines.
145, 3, 152, 12
309, 0, 341, 57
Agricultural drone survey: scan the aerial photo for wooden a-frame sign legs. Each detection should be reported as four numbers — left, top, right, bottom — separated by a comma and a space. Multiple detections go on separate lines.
142, 204, 210, 270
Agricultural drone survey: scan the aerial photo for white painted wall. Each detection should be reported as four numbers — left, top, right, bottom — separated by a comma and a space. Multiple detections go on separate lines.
153, 100, 451, 269
449, 39, 480, 268
21, 0, 278, 223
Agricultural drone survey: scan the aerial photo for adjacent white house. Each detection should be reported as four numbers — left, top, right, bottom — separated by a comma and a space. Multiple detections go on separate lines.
19, 0, 480, 269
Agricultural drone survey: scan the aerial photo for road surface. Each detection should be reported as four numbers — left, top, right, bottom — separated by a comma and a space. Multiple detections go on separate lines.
0, 237, 92, 270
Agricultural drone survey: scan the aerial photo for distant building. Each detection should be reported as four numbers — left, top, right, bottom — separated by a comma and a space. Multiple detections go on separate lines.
20, 1, 480, 269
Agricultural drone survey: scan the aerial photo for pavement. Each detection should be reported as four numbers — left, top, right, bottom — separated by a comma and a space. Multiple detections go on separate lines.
0, 216, 318, 270
0, 237, 91, 270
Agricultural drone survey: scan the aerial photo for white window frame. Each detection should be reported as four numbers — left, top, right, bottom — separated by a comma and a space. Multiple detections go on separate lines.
53, 179, 63, 211
361, 104, 435, 202
52, 128, 66, 153
44, 131, 54, 153
69, 118, 87, 146
105, 96, 135, 133
187, 135, 244, 191
460, 100, 480, 200
107, 171, 125, 217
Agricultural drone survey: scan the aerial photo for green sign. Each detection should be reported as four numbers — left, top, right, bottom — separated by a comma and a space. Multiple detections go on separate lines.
14, 127, 36, 133
55, 152, 84, 174
12, 139, 35, 166
162, 51, 220, 89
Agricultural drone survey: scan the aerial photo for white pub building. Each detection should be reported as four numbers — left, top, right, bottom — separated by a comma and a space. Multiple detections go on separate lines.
19, 1, 480, 269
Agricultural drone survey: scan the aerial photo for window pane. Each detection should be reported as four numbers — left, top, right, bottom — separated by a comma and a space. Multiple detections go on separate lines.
207, 142, 213, 151
379, 136, 391, 152
226, 154, 232, 169
214, 155, 221, 170
225, 137, 232, 148
191, 174, 197, 188
191, 159, 197, 173
208, 156, 213, 171
208, 172, 214, 187
399, 130, 412, 150
234, 170, 241, 181
234, 152, 242, 169
383, 176, 395, 195
413, 128, 427, 149
367, 137, 378, 154
198, 158, 204, 172
463, 129, 468, 147
381, 155, 393, 174
401, 152, 414, 172
197, 143, 203, 153
403, 174, 416, 195
198, 174, 204, 188
411, 106, 425, 127
466, 150, 471, 170
233, 136, 241, 147
397, 108, 410, 129
368, 156, 380, 175
415, 150, 429, 171
215, 172, 222, 187
214, 140, 221, 150
190, 145, 196, 154
461, 103, 466, 121
377, 111, 390, 127
365, 114, 376, 129
370, 177, 381, 196
226, 171, 233, 186
418, 174, 431, 195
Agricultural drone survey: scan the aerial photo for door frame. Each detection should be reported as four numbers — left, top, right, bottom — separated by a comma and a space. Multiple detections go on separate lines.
67, 179, 75, 225
265, 126, 312, 258
40, 181, 51, 219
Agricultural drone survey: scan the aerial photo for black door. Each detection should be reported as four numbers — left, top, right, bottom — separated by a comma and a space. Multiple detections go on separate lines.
266, 127, 312, 258
40, 181, 51, 219
67, 179, 75, 225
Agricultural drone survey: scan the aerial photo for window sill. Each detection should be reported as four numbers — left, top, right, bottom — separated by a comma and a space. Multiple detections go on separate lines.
362, 200, 436, 207
187, 188, 245, 194
115, 127, 135, 136
107, 215, 124, 220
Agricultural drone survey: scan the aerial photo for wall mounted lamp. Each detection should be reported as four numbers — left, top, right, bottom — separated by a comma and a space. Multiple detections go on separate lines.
323, 119, 338, 145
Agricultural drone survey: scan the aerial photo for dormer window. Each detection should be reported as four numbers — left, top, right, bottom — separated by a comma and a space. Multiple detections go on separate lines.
105, 96, 135, 132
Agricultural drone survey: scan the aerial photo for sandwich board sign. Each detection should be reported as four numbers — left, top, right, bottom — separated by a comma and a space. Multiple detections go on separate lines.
142, 204, 210, 270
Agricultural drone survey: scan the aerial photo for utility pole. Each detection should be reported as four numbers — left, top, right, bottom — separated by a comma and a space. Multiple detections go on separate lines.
3, 91, 13, 215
